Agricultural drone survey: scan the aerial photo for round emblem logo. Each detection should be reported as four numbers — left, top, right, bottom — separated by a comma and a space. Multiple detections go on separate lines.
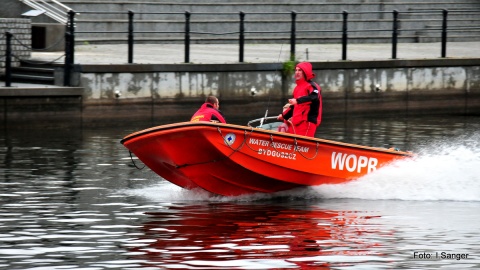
224, 133, 236, 146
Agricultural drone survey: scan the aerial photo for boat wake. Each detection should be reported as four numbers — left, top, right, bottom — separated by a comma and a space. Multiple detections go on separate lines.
127, 136, 480, 202
312, 136, 480, 202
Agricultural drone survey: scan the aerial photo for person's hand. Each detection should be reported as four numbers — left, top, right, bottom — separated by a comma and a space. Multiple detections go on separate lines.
277, 114, 284, 120
288, 98, 297, 105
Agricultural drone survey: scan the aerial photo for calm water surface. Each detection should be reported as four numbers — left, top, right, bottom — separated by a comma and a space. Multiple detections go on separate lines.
1, 116, 479, 269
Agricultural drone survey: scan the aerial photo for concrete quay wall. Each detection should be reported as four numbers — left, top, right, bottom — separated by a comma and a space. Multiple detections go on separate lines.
2, 58, 479, 128
72, 58, 480, 125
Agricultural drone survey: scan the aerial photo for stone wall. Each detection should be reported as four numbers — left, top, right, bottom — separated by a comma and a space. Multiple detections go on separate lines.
0, 18, 31, 71
72, 59, 480, 123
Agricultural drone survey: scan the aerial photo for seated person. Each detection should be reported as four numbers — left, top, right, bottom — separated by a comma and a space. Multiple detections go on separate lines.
191, 95, 226, 123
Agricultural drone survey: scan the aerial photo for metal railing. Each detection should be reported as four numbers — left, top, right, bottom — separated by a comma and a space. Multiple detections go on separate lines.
20, 0, 71, 24
66, 9, 480, 65
3, 8, 480, 87
1, 30, 66, 87
4, 32, 12, 87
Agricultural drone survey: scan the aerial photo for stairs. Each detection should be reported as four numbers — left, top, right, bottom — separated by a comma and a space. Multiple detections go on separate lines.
57, 0, 480, 45
2, 60, 57, 85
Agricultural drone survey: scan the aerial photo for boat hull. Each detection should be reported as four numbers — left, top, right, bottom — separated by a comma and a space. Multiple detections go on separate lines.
121, 122, 412, 196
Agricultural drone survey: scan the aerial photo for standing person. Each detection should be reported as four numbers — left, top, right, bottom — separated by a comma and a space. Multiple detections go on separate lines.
277, 62, 322, 137
191, 95, 227, 123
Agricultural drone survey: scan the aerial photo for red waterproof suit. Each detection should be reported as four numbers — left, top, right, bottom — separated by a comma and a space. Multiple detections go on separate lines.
282, 62, 322, 137
191, 103, 226, 123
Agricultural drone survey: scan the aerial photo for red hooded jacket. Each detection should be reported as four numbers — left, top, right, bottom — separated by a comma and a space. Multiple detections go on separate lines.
283, 62, 322, 126
191, 103, 226, 123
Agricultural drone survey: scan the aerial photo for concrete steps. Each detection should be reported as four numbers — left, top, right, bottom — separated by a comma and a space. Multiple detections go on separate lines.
1, 61, 56, 85
55, 1, 480, 44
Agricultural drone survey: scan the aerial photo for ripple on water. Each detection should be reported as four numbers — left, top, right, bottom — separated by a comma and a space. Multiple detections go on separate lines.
1, 117, 479, 269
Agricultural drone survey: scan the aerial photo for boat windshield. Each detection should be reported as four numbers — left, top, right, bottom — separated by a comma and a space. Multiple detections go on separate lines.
247, 116, 282, 130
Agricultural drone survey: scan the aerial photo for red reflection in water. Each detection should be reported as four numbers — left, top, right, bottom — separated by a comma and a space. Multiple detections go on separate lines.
129, 203, 388, 269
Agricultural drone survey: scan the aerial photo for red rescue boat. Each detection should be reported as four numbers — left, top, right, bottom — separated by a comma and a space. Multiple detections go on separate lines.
121, 118, 413, 196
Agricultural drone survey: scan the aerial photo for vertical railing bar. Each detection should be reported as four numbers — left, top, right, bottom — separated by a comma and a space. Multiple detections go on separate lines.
184, 11, 190, 63
342, 11, 348, 60
68, 10, 75, 65
128, 10, 134, 64
239, 11, 245, 63
290, 11, 297, 60
392, 10, 398, 59
63, 10, 75, 86
5, 32, 12, 87
441, 9, 448, 58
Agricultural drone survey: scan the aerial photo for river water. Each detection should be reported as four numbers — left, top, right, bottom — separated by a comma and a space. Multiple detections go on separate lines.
1, 115, 479, 269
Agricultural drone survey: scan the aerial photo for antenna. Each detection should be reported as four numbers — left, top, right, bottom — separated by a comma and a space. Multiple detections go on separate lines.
259, 43, 284, 127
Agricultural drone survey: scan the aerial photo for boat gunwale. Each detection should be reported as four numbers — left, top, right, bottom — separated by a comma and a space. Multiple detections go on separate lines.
120, 121, 413, 157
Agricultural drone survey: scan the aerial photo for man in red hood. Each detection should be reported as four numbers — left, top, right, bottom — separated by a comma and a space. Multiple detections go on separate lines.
191, 95, 227, 123
277, 62, 322, 137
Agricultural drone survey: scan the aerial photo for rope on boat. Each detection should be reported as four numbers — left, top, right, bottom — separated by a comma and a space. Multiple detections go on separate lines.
176, 158, 221, 169
268, 135, 320, 160
217, 127, 252, 156
270, 134, 296, 154
286, 120, 296, 134
176, 126, 320, 169
176, 128, 252, 169
129, 151, 146, 170
244, 129, 266, 153
293, 138, 320, 160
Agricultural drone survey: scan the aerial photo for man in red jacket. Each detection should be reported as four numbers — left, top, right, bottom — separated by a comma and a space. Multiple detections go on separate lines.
191, 96, 227, 123
277, 62, 322, 137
